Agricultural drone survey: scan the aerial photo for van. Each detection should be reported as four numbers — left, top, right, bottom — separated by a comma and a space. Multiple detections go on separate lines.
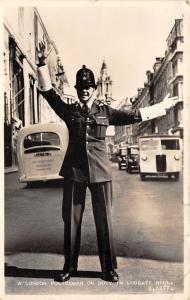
138, 135, 182, 181
17, 122, 69, 184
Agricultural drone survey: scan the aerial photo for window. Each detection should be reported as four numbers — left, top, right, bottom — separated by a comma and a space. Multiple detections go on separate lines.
130, 148, 139, 155
161, 139, 180, 150
173, 84, 178, 97
24, 132, 60, 149
106, 83, 109, 92
141, 139, 159, 150
36, 90, 40, 123
13, 61, 25, 126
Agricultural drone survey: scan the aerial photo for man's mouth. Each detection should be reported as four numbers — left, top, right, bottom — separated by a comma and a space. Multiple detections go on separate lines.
82, 92, 89, 97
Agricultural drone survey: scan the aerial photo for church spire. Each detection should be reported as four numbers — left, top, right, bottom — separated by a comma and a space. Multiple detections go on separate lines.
97, 59, 115, 106
100, 59, 107, 76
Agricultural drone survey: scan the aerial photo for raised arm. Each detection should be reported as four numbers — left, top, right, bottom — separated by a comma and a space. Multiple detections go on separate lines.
36, 39, 71, 121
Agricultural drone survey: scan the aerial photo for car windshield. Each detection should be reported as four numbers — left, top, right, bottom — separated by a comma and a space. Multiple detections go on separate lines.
120, 149, 127, 155
161, 139, 180, 149
130, 148, 139, 155
140, 139, 159, 150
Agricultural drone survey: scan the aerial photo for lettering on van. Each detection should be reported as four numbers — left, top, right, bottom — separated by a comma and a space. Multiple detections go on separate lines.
34, 152, 52, 157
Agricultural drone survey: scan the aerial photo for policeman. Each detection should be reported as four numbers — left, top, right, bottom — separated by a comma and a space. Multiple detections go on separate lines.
36, 41, 177, 283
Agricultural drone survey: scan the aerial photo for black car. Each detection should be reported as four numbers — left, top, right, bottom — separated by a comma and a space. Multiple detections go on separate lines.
117, 147, 127, 170
126, 145, 139, 173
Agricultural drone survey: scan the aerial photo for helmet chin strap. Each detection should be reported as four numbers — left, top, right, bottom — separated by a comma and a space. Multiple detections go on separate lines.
80, 90, 96, 107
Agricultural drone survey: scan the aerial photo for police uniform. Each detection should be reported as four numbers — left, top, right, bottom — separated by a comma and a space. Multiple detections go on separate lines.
37, 64, 171, 280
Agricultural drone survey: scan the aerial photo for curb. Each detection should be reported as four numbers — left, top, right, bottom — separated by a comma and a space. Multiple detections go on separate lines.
4, 167, 18, 174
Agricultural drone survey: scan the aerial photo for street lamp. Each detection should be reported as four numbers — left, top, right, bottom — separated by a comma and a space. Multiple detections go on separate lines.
55, 57, 65, 81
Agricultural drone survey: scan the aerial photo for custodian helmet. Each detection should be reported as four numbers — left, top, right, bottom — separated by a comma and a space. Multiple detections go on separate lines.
75, 65, 97, 90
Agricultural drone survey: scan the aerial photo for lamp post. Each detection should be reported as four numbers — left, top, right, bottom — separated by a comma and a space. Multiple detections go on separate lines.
55, 57, 65, 95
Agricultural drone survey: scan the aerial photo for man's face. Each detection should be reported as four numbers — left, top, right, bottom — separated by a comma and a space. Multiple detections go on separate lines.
77, 86, 95, 103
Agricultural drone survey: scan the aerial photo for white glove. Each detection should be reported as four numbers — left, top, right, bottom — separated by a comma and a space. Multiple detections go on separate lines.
139, 93, 181, 121
163, 93, 179, 110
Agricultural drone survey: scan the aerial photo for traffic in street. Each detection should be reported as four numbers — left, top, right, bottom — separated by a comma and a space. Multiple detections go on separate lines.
5, 164, 183, 294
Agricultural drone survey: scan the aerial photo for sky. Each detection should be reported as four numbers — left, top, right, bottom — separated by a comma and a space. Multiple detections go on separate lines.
37, 1, 183, 102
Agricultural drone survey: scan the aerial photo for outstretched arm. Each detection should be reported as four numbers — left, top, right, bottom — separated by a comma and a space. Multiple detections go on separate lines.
139, 94, 179, 121
107, 94, 179, 126
108, 106, 142, 126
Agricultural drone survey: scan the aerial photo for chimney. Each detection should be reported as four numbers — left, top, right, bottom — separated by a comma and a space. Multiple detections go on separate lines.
137, 88, 144, 96
146, 70, 153, 84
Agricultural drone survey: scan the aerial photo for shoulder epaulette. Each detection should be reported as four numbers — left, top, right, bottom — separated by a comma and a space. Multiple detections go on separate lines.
74, 101, 80, 107
70, 101, 80, 108
95, 99, 105, 107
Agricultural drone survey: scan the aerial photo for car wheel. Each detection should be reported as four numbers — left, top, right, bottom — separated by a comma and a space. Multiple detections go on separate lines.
26, 182, 34, 188
140, 173, 146, 181
174, 172, 180, 181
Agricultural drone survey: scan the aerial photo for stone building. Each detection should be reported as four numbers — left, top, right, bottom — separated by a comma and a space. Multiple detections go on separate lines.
131, 19, 183, 141
166, 19, 183, 137
113, 97, 133, 153
4, 7, 74, 168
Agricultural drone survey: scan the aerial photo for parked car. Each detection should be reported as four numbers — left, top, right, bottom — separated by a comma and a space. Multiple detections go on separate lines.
117, 147, 127, 170
126, 145, 139, 173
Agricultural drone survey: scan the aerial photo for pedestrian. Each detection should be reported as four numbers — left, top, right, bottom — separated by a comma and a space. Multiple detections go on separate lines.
36, 40, 177, 283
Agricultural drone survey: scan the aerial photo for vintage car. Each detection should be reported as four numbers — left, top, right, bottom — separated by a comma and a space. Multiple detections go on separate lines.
117, 147, 127, 170
126, 145, 139, 173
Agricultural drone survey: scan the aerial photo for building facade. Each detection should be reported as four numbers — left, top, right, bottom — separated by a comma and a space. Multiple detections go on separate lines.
4, 7, 74, 168
131, 19, 183, 142
113, 97, 133, 153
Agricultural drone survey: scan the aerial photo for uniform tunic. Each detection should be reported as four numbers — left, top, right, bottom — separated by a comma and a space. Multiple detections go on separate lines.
40, 88, 142, 183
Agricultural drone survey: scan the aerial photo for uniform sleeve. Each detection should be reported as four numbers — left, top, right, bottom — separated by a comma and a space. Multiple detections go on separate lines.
139, 103, 166, 121
37, 65, 71, 121
107, 106, 142, 126
39, 89, 72, 121
37, 65, 52, 91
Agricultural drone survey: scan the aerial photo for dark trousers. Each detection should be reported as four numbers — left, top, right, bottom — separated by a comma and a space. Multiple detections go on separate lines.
62, 180, 117, 272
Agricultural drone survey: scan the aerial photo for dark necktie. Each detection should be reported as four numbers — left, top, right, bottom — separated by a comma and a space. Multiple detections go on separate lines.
82, 103, 89, 115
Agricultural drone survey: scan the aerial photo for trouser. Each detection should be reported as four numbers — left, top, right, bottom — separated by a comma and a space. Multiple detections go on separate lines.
62, 180, 117, 272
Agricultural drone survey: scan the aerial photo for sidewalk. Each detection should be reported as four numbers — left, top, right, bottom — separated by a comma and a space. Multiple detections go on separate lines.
4, 166, 18, 174
5, 253, 183, 295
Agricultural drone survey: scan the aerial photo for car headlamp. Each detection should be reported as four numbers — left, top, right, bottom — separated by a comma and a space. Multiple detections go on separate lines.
174, 154, 180, 160
142, 155, 147, 161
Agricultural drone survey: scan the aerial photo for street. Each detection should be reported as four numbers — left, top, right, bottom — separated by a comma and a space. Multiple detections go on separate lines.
5, 164, 183, 294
